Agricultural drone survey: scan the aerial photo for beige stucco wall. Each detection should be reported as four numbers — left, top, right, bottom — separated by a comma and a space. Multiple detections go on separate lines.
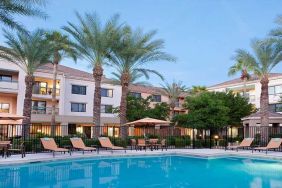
0, 93, 17, 114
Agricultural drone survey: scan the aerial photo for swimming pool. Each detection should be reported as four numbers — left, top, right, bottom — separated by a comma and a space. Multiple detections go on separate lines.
0, 155, 282, 188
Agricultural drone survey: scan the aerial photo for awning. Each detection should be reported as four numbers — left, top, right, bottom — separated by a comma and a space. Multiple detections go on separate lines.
0, 113, 24, 125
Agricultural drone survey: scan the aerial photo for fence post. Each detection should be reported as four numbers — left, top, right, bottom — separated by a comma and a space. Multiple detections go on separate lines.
209, 129, 212, 149
225, 126, 228, 150
192, 128, 195, 149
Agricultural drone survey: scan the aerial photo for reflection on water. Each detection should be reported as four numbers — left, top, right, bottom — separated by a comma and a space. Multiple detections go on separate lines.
0, 156, 282, 188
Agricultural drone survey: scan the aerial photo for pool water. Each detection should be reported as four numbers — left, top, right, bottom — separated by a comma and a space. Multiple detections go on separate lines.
1, 155, 282, 188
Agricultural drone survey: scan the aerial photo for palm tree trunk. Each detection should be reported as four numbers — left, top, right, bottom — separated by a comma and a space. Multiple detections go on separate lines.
170, 103, 176, 120
119, 73, 130, 138
51, 57, 59, 136
260, 76, 269, 127
93, 64, 103, 137
243, 77, 247, 98
22, 75, 35, 138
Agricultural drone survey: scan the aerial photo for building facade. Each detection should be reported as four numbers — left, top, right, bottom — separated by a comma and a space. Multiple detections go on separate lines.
0, 61, 187, 138
207, 73, 282, 112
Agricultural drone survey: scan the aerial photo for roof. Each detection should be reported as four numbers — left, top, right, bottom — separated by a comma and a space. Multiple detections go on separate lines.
209, 73, 282, 89
129, 84, 166, 95
37, 63, 114, 84
242, 111, 282, 120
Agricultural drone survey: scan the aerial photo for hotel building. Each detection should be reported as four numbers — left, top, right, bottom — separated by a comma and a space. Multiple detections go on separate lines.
207, 73, 282, 112
0, 61, 187, 138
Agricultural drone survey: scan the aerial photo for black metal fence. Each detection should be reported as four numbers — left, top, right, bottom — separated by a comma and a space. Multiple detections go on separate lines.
0, 124, 282, 154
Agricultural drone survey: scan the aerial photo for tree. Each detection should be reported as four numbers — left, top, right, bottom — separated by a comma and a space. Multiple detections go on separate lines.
161, 80, 186, 119
45, 31, 77, 136
109, 26, 175, 137
173, 92, 254, 130
121, 95, 170, 122
0, 0, 47, 32
188, 85, 207, 95
270, 15, 282, 37
0, 29, 53, 136
63, 12, 122, 133
215, 92, 255, 126
228, 58, 254, 98
233, 39, 282, 127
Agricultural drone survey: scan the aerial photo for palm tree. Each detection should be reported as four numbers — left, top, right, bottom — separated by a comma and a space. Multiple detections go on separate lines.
161, 81, 186, 119
45, 31, 77, 136
0, 0, 47, 32
0, 29, 53, 136
189, 86, 207, 95
109, 26, 176, 137
63, 12, 122, 134
233, 39, 282, 127
228, 58, 255, 98
270, 15, 282, 37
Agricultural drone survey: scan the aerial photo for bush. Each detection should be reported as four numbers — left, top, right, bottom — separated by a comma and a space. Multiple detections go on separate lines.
110, 137, 127, 147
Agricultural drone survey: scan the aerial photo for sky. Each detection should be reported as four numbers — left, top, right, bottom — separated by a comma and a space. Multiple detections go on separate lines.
0, 0, 282, 88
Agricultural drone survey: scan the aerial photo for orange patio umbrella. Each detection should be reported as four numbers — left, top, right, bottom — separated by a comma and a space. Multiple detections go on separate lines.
124, 117, 171, 127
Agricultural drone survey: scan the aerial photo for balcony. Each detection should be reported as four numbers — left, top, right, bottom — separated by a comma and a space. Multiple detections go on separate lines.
31, 107, 59, 115
0, 80, 18, 93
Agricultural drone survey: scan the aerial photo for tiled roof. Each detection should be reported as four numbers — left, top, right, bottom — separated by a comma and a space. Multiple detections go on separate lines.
128, 84, 166, 95
242, 111, 282, 120
37, 63, 114, 84
209, 73, 282, 88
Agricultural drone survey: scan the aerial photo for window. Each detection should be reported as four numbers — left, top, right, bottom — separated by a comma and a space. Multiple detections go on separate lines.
0, 103, 10, 113
152, 95, 161, 102
101, 88, 113, 97
275, 85, 282, 94
72, 85, 86, 95
269, 85, 282, 95
269, 103, 282, 112
101, 105, 113, 113
129, 92, 141, 98
0, 75, 12, 82
249, 95, 256, 103
269, 86, 275, 95
33, 81, 48, 95
71, 103, 86, 112
32, 101, 46, 114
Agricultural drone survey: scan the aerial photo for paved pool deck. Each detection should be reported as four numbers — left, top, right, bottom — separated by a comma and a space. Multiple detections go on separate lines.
1, 149, 282, 166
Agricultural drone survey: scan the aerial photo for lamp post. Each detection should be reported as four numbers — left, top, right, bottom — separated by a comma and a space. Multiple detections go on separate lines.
214, 135, 219, 148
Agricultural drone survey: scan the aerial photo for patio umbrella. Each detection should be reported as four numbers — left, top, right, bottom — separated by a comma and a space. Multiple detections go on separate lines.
124, 117, 171, 126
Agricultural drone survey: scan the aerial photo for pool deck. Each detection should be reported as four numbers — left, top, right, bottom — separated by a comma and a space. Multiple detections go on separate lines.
1, 149, 282, 165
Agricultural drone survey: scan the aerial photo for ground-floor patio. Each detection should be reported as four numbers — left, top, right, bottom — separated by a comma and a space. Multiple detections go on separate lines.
1, 149, 282, 166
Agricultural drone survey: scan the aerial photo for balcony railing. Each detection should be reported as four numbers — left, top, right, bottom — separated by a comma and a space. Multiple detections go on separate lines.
32, 87, 60, 96
31, 107, 59, 115
0, 80, 18, 90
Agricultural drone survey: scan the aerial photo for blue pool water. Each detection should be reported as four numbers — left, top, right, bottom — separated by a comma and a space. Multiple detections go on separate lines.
1, 155, 282, 188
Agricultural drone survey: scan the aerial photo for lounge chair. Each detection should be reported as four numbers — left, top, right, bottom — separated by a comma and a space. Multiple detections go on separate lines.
137, 139, 147, 151
226, 138, 254, 151
98, 137, 126, 153
70, 137, 97, 154
252, 138, 282, 154
40, 138, 70, 157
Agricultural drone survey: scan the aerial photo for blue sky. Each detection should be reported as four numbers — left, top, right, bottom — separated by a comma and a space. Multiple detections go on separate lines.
1, 0, 282, 88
